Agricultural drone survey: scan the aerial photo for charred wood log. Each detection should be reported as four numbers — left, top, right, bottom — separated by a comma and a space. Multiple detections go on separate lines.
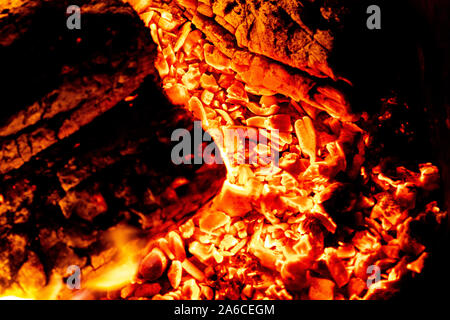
0, 75, 226, 291
168, 0, 353, 80
157, 0, 356, 121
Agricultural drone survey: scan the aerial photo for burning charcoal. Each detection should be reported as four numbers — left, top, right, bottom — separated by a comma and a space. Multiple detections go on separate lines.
354, 252, 379, 280
47, 242, 88, 278
166, 83, 190, 105
167, 231, 186, 261
295, 117, 317, 162
278, 153, 309, 176
0, 0, 156, 174
214, 15, 236, 35
406, 252, 428, 274
201, 90, 215, 105
251, 245, 278, 271
151, 294, 170, 300
281, 259, 310, 292
164, 291, 182, 300
120, 283, 138, 299
229, 237, 247, 254
418, 164, 440, 191
216, 109, 234, 125
58, 190, 108, 221
200, 74, 220, 92
219, 234, 238, 251
316, 142, 347, 178
182, 279, 201, 300
12, 207, 30, 225
227, 81, 249, 103
156, 238, 176, 260
244, 84, 277, 96
381, 244, 401, 259
0, 179, 35, 216
15, 251, 46, 292
387, 257, 409, 283
394, 182, 417, 209
200, 285, 214, 300
281, 194, 314, 213
158, 16, 180, 32
245, 116, 266, 128
375, 258, 397, 272
119, 0, 447, 302
183, 30, 203, 56
336, 244, 356, 259
218, 74, 236, 90
182, 65, 202, 90
189, 241, 215, 264
181, 259, 206, 282
371, 194, 405, 231
321, 182, 359, 225
163, 44, 177, 65
347, 278, 366, 298
268, 115, 293, 132
139, 248, 168, 281
204, 43, 232, 71
199, 211, 230, 233
179, 220, 195, 239
0, 0, 445, 301
242, 285, 253, 298
155, 54, 170, 77
325, 248, 350, 287
233, 221, 248, 239
308, 277, 335, 300
212, 0, 338, 77
212, 181, 253, 217
191, 12, 355, 120
246, 102, 280, 117
352, 231, 381, 253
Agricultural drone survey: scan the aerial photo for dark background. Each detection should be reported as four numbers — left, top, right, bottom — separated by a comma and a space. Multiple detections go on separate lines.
335, 0, 449, 302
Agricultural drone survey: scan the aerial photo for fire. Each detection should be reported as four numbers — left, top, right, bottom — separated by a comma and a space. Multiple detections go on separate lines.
0, 296, 32, 300
84, 225, 147, 291
0, 0, 445, 301
0, 225, 147, 300
0, 274, 63, 300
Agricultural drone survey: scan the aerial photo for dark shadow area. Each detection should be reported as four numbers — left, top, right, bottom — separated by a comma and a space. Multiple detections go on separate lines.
332, 0, 449, 303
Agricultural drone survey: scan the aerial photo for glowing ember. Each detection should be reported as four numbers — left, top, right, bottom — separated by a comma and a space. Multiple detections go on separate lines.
106, 0, 447, 300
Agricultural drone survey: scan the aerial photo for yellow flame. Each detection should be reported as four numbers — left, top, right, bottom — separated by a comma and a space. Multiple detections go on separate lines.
84, 224, 146, 291
86, 258, 139, 290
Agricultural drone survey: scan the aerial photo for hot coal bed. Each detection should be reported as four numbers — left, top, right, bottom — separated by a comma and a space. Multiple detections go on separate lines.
0, 0, 448, 301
